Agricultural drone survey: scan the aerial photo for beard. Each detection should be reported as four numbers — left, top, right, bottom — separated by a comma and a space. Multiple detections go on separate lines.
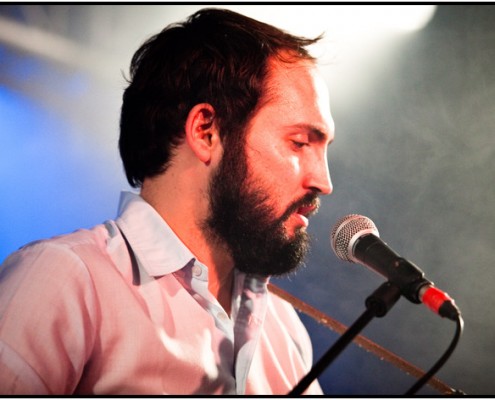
203, 137, 319, 278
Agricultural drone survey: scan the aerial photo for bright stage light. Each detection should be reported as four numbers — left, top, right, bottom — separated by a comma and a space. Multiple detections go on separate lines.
227, 5, 437, 39
367, 5, 437, 33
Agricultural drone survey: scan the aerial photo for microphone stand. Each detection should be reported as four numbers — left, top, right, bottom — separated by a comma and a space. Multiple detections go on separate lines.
289, 281, 402, 395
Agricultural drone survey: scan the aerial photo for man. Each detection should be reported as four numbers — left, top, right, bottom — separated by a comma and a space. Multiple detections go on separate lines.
0, 8, 334, 394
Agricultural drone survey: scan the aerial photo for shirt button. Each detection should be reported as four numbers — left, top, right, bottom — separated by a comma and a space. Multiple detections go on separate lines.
217, 312, 229, 321
192, 265, 202, 277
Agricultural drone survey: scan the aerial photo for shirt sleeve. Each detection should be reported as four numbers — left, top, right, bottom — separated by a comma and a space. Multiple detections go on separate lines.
0, 241, 99, 394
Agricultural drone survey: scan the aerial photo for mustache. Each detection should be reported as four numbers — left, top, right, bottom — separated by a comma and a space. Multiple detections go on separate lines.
280, 192, 321, 223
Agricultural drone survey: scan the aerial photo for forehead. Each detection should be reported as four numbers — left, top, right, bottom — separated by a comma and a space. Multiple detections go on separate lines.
251, 57, 334, 140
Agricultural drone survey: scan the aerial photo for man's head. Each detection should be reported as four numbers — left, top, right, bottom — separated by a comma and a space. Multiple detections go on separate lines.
119, 7, 321, 187
120, 8, 334, 277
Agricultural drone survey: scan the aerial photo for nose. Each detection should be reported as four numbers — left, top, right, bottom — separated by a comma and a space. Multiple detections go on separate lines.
304, 155, 333, 195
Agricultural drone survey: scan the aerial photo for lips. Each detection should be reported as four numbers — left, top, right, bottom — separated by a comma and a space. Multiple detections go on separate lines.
282, 195, 320, 229
292, 203, 319, 229
296, 203, 318, 218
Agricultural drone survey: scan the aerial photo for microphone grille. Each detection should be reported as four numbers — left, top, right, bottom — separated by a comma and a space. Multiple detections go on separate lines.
331, 214, 379, 262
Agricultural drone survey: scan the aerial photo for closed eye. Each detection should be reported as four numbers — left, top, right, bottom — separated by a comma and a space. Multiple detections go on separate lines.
291, 140, 308, 149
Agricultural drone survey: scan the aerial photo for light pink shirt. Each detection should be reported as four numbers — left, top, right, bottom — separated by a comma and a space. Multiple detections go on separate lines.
0, 192, 322, 395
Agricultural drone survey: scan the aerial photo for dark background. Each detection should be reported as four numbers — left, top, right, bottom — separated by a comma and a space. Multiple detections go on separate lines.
1, 4, 494, 395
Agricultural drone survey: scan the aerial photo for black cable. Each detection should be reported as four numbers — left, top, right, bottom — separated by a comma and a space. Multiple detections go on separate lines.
405, 313, 464, 395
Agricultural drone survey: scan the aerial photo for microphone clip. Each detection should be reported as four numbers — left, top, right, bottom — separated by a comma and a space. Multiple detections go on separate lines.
365, 281, 402, 318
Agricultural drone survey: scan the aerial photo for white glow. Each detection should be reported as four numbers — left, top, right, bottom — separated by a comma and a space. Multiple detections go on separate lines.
227, 5, 437, 38
335, 5, 437, 34
369, 5, 438, 32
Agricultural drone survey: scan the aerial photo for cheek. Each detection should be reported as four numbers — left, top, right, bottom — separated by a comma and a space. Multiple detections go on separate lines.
248, 145, 302, 194
267, 144, 301, 181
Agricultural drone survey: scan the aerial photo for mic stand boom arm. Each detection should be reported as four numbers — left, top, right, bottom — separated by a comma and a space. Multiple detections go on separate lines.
288, 281, 402, 395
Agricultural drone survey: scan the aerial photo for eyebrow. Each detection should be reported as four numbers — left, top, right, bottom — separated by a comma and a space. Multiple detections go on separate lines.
291, 123, 334, 145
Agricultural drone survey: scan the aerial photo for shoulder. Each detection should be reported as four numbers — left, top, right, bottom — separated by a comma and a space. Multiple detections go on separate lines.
5, 221, 117, 265
20, 223, 113, 256
0, 223, 117, 300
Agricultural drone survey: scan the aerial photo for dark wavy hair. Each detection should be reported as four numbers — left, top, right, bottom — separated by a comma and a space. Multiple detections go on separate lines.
119, 8, 322, 187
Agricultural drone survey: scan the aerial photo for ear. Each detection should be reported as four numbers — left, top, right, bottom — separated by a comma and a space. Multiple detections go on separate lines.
184, 103, 220, 165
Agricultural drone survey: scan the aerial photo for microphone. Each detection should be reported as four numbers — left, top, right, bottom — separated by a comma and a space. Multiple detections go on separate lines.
331, 214, 460, 321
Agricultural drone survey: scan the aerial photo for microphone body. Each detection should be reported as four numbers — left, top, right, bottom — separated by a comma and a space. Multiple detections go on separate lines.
331, 215, 460, 320
353, 233, 429, 304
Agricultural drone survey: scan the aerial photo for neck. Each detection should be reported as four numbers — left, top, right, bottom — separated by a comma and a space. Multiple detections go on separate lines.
140, 175, 235, 315
207, 254, 235, 316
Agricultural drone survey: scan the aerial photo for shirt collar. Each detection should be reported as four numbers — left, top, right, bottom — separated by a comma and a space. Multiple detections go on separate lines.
115, 191, 195, 277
